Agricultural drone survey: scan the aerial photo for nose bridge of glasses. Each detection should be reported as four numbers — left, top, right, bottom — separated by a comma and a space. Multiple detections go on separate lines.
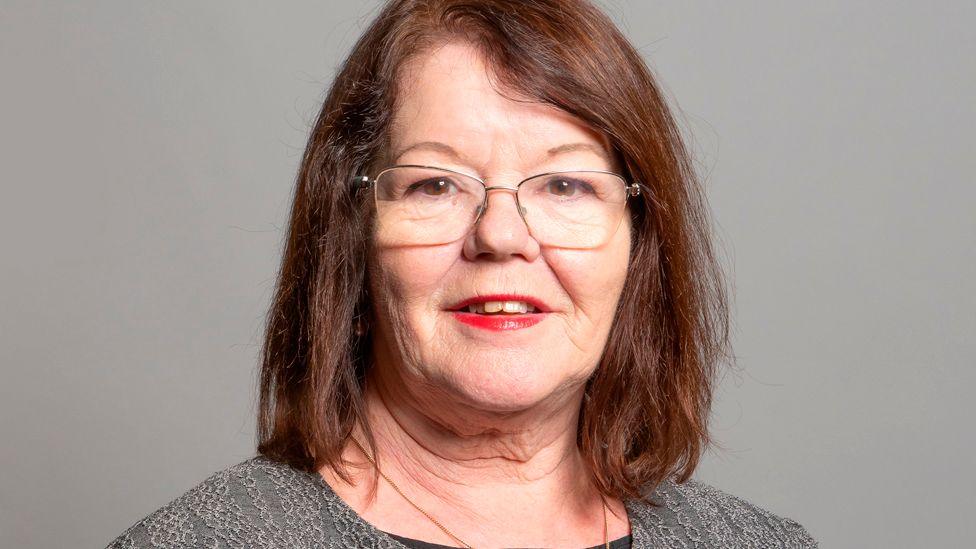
476, 185, 528, 220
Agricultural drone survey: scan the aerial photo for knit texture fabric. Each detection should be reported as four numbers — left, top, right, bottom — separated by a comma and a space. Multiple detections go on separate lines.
105, 456, 818, 548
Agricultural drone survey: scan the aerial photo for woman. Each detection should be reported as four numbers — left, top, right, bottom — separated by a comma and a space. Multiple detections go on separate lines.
108, 0, 817, 547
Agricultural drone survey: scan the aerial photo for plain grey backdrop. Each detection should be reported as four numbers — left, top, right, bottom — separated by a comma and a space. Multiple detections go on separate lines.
1, 1, 973, 547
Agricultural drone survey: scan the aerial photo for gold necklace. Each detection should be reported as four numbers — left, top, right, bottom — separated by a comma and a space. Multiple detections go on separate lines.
351, 437, 611, 549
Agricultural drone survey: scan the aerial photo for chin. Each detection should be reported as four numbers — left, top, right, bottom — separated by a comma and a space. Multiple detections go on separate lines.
439, 359, 573, 413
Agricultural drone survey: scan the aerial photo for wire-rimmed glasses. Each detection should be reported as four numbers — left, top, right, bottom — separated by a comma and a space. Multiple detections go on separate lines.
350, 164, 641, 249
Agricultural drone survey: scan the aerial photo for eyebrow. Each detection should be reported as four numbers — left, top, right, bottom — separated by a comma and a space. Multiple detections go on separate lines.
391, 140, 612, 165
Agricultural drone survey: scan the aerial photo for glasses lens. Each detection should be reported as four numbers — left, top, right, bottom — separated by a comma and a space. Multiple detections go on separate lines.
373, 166, 484, 245
518, 171, 629, 248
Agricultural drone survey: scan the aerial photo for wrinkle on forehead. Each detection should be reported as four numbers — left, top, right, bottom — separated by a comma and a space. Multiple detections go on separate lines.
388, 41, 616, 176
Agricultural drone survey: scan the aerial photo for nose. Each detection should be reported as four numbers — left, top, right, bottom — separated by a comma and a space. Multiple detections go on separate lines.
462, 186, 540, 262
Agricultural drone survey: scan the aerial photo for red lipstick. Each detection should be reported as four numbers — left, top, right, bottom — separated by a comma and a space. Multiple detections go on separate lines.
450, 311, 545, 331
446, 293, 549, 331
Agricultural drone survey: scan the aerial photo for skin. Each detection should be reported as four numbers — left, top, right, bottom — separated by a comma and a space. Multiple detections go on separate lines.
321, 41, 633, 547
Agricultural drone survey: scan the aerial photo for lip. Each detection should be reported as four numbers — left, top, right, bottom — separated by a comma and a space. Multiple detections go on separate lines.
445, 294, 551, 313
445, 293, 550, 332
450, 311, 546, 331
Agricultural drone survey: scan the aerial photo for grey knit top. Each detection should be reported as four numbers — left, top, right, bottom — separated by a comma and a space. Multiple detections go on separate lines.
105, 455, 818, 548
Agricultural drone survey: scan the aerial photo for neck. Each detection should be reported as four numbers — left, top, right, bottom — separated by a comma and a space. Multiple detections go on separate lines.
321, 363, 629, 547
366, 363, 591, 496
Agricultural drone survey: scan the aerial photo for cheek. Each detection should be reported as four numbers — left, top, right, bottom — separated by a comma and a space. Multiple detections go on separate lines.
544, 242, 630, 319
370, 244, 460, 322
544, 254, 625, 361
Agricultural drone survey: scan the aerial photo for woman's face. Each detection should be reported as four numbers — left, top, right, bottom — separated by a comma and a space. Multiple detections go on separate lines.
367, 42, 632, 413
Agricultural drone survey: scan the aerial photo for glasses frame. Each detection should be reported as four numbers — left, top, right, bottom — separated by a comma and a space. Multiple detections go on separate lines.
350, 164, 641, 232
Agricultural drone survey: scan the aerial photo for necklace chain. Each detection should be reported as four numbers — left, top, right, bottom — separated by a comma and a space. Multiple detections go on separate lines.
350, 437, 611, 549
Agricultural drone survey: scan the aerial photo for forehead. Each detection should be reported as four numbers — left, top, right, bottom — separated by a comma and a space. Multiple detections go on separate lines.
390, 42, 613, 171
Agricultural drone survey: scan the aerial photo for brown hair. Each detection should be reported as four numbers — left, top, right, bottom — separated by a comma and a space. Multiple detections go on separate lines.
257, 0, 732, 502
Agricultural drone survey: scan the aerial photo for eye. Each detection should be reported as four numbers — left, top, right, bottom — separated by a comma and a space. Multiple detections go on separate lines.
545, 177, 594, 197
407, 177, 457, 196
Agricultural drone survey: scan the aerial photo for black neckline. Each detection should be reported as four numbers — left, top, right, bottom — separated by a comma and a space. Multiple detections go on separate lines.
384, 530, 633, 549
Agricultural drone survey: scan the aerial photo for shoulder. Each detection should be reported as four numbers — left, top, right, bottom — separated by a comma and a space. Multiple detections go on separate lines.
626, 476, 819, 549
104, 455, 340, 549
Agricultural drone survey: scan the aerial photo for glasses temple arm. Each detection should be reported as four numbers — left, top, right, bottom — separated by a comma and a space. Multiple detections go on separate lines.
626, 181, 642, 197
350, 175, 372, 189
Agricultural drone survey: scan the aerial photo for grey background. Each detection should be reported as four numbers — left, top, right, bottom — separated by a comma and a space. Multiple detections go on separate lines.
1, 1, 973, 547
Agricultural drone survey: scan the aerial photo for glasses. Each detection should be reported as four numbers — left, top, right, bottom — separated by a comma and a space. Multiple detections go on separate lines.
350, 164, 641, 249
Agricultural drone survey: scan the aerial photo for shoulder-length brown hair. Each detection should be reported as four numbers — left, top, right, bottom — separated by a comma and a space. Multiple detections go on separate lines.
257, 0, 732, 502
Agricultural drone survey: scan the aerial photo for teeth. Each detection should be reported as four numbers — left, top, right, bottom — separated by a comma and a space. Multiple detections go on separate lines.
465, 301, 537, 314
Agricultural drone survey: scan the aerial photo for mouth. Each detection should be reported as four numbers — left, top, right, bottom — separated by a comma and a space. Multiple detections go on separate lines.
445, 294, 550, 314
444, 294, 549, 331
